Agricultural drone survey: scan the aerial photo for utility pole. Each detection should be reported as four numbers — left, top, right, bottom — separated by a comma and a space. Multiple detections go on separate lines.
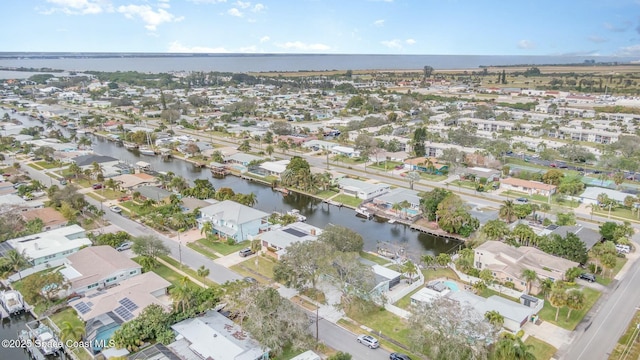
178, 230, 182, 268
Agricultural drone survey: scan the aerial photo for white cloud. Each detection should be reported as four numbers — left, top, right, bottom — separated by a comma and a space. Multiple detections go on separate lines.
275, 41, 331, 51
228, 8, 243, 17
604, 21, 631, 32
517, 40, 535, 49
168, 41, 230, 53
260, 36, 270, 43
117, 5, 184, 31
187, 0, 227, 3
405, 38, 416, 45
252, 3, 265, 12
373, 19, 385, 27
381, 39, 402, 49
236, 0, 251, 8
617, 44, 640, 56
157, 0, 171, 10
588, 35, 607, 43
42, 0, 111, 15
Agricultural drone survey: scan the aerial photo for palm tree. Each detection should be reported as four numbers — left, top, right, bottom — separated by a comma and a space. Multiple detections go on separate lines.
494, 335, 536, 360
499, 200, 516, 223
2, 249, 30, 280
265, 144, 275, 156
170, 283, 191, 313
406, 171, 421, 190
59, 321, 85, 342
200, 221, 214, 241
170, 176, 189, 192
521, 269, 538, 294
391, 202, 402, 216
402, 261, 418, 284
77, 136, 92, 150
565, 289, 586, 320
399, 200, 411, 219
485, 310, 504, 328
436, 253, 451, 268
68, 162, 82, 179
244, 192, 258, 207
481, 219, 510, 241
421, 254, 436, 269
549, 289, 567, 322
197, 265, 210, 285
90, 161, 103, 180
512, 224, 535, 246
539, 278, 554, 299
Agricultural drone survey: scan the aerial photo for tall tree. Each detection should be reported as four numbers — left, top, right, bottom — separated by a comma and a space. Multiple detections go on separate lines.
317, 224, 364, 253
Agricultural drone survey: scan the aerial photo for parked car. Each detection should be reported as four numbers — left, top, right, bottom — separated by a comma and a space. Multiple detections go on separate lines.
515, 197, 529, 204
579, 273, 596, 282
243, 277, 257, 284
116, 241, 133, 252
109, 206, 123, 214
616, 244, 631, 254
239, 248, 254, 257
390, 353, 412, 360
59, 179, 67, 185
92, 183, 103, 190
356, 334, 379, 349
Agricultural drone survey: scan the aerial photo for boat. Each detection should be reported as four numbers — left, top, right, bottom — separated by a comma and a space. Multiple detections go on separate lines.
138, 146, 156, 156
355, 207, 373, 219
0, 289, 26, 315
123, 142, 139, 150
287, 209, 306, 222
19, 322, 63, 357
388, 219, 396, 224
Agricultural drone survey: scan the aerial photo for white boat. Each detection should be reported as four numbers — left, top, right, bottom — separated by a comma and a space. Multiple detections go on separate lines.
388, 219, 396, 224
123, 142, 139, 150
0, 290, 25, 315
139, 147, 156, 156
287, 209, 307, 222
355, 207, 373, 219
19, 322, 63, 357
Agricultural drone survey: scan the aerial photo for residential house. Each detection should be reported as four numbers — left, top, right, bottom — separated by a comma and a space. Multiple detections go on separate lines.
404, 157, 449, 175
371, 264, 401, 297
7, 225, 93, 266
331, 146, 360, 158
59, 246, 143, 294
111, 173, 159, 191
410, 280, 451, 306
461, 167, 501, 182
372, 188, 421, 218
136, 185, 173, 204
70, 272, 171, 354
258, 222, 322, 259
579, 187, 629, 205
226, 152, 264, 166
499, 177, 557, 197
257, 160, 289, 178
447, 291, 538, 332
541, 224, 601, 251
198, 200, 270, 242
22, 207, 67, 231
474, 241, 578, 294
302, 139, 337, 151
168, 310, 269, 360
337, 178, 390, 200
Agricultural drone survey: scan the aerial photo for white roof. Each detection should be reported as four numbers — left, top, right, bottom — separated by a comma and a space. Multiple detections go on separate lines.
580, 187, 629, 203
447, 292, 533, 323
372, 264, 401, 280
259, 160, 289, 174
257, 222, 322, 250
7, 225, 92, 262
411, 287, 450, 304
199, 200, 269, 224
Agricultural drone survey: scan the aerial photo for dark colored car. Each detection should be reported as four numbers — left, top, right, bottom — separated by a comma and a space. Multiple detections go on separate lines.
390, 353, 412, 360
243, 277, 257, 284
579, 273, 596, 282
92, 183, 103, 189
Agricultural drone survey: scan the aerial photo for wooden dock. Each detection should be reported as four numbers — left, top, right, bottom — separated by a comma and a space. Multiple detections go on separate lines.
409, 223, 465, 242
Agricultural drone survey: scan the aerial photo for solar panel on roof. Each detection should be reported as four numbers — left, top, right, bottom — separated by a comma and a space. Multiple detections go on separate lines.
119, 297, 138, 311
114, 306, 134, 321
87, 291, 105, 298
282, 228, 307, 238
86, 301, 93, 307
74, 302, 91, 314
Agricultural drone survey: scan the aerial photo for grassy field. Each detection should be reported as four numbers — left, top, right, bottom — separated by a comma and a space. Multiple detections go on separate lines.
315, 189, 339, 199
595, 257, 627, 286
609, 310, 640, 360
369, 160, 403, 171
359, 251, 391, 266
230, 256, 277, 282
524, 336, 557, 360
186, 240, 219, 259
538, 287, 601, 330
159, 255, 216, 287
34, 161, 62, 169
204, 239, 251, 255
331, 194, 362, 208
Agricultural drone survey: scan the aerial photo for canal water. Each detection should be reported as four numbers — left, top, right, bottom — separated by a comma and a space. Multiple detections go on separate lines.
9, 110, 462, 258
0, 313, 36, 360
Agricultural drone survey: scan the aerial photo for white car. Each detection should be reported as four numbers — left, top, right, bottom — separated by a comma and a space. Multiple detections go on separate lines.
356, 334, 379, 349
116, 241, 133, 252
616, 244, 630, 254
109, 206, 123, 214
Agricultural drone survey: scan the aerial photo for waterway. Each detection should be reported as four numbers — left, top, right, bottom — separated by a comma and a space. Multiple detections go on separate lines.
8, 110, 462, 258
0, 313, 37, 360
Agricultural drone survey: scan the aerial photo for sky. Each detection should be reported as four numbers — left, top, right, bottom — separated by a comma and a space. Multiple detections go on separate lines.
2, 0, 640, 56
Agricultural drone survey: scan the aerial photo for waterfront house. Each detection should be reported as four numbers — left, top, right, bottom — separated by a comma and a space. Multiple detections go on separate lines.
198, 200, 270, 242
258, 222, 322, 260
136, 185, 173, 204
7, 225, 92, 266
169, 310, 269, 360
447, 291, 538, 332
59, 246, 143, 294
256, 160, 289, 178
111, 173, 159, 191
337, 178, 390, 200
474, 241, 578, 294
371, 188, 421, 217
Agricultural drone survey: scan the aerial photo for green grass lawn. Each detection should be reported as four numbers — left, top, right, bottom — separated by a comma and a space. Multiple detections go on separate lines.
538, 287, 601, 330
28, 163, 44, 170
132, 256, 194, 287
418, 173, 448, 182
359, 251, 391, 266
478, 287, 520, 302
609, 309, 640, 360
593, 207, 639, 222
394, 268, 460, 309
186, 240, 219, 259
525, 336, 557, 360
230, 256, 276, 282
369, 160, 403, 171
331, 194, 362, 208
48, 308, 93, 360
159, 255, 216, 287
203, 239, 251, 255
315, 189, 339, 199
34, 161, 62, 169
595, 257, 627, 286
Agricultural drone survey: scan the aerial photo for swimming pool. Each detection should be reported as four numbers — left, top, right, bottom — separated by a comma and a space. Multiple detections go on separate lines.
404, 208, 419, 216
443, 280, 459, 292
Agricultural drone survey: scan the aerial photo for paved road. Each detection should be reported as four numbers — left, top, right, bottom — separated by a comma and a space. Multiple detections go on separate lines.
561, 236, 640, 360
20, 164, 242, 284
307, 316, 392, 360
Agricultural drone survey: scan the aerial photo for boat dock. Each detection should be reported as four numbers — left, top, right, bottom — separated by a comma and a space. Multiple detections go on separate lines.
322, 199, 343, 207
410, 223, 465, 242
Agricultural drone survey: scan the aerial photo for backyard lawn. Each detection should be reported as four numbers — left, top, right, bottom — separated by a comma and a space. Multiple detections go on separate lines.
394, 268, 459, 309
525, 336, 557, 360
48, 308, 93, 360
230, 256, 276, 282
538, 287, 600, 330
331, 194, 362, 208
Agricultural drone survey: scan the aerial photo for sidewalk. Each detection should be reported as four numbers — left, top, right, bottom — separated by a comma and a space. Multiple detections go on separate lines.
156, 257, 206, 288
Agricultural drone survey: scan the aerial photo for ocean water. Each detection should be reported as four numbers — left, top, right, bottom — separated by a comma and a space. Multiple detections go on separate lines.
0, 53, 635, 76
